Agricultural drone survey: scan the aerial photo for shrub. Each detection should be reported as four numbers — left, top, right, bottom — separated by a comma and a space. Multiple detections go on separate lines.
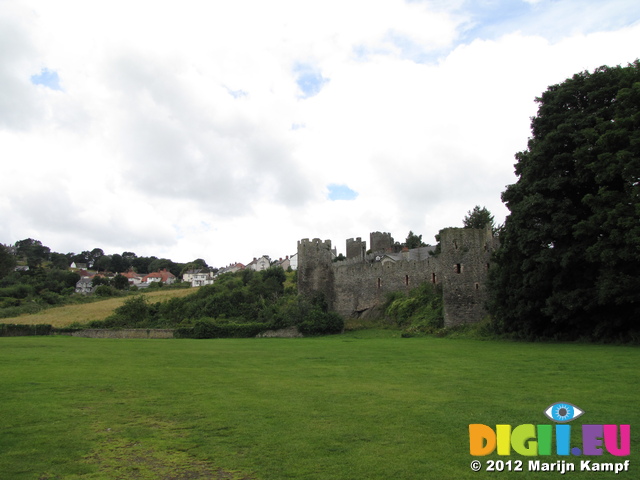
298, 310, 344, 336
95, 285, 120, 297
0, 297, 21, 308
385, 282, 443, 334
0, 302, 44, 318
0, 323, 53, 336
0, 284, 35, 299
174, 319, 268, 338
39, 289, 64, 305
90, 295, 158, 328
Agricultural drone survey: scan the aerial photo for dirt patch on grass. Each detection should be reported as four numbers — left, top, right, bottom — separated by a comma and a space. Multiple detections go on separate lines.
41, 417, 257, 480
84, 437, 253, 480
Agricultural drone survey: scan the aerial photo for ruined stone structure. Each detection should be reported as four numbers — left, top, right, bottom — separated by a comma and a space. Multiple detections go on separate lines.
297, 227, 498, 327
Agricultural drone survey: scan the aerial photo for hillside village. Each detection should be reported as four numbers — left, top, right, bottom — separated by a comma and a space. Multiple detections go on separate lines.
1, 241, 299, 295
71, 253, 297, 294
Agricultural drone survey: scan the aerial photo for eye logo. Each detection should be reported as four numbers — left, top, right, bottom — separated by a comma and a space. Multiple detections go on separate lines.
544, 402, 584, 423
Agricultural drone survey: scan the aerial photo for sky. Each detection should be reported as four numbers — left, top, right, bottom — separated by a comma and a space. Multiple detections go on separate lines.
2, 0, 640, 268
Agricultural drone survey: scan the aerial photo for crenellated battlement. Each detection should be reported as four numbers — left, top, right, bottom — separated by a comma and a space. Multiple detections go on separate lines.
298, 238, 332, 249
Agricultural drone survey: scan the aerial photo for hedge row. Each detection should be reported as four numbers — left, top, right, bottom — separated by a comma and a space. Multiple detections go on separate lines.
0, 323, 53, 336
173, 319, 268, 339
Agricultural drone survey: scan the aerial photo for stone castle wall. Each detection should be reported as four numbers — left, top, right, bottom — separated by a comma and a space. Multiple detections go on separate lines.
332, 257, 438, 317
297, 227, 497, 327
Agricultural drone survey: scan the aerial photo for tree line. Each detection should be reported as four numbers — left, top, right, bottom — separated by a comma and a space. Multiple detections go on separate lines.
0, 238, 210, 277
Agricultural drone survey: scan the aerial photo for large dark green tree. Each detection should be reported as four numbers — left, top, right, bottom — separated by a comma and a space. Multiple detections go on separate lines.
404, 231, 427, 249
0, 244, 16, 279
463, 206, 495, 232
488, 61, 640, 341
15, 238, 51, 268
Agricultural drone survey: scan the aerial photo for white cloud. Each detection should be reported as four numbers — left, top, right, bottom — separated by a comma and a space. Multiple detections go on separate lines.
1, 0, 639, 266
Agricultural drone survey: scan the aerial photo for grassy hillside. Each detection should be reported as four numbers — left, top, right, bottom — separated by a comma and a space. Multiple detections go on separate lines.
0, 288, 199, 327
0, 333, 638, 479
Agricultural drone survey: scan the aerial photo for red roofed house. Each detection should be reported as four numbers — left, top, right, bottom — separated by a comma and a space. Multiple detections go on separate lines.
121, 269, 144, 286
142, 268, 176, 285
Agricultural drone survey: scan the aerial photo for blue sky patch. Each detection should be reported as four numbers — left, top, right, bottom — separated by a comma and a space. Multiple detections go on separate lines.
327, 184, 358, 201
225, 86, 248, 98
30, 68, 62, 91
294, 63, 329, 98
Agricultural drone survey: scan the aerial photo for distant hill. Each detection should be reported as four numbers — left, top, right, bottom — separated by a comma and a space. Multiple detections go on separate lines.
1, 288, 198, 328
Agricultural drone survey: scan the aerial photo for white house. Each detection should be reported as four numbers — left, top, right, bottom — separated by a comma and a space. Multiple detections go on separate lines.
246, 255, 271, 271
121, 269, 144, 286
183, 269, 214, 287
75, 277, 95, 294
289, 253, 298, 271
142, 269, 177, 285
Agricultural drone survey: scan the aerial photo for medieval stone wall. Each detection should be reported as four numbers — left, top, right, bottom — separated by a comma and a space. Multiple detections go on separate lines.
332, 256, 438, 317
297, 227, 497, 326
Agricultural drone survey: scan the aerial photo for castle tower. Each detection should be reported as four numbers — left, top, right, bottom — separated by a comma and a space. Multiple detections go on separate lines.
439, 227, 495, 327
370, 231, 394, 253
297, 238, 335, 308
346, 237, 366, 260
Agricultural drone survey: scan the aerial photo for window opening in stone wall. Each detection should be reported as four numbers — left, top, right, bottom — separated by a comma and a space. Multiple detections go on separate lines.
377, 278, 381, 289
454, 240, 458, 250
405, 275, 409, 286
431, 273, 436, 283
486, 263, 490, 271
475, 283, 479, 290
455, 263, 461, 274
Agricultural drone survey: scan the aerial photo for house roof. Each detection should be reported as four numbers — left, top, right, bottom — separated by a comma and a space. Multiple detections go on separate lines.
378, 246, 437, 263
142, 269, 176, 282
184, 268, 207, 275
121, 270, 143, 279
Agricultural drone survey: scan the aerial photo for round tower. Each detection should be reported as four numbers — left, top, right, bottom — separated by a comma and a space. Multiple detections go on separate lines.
297, 238, 335, 308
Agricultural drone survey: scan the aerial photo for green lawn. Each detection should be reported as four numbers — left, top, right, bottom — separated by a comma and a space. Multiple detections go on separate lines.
0, 332, 638, 479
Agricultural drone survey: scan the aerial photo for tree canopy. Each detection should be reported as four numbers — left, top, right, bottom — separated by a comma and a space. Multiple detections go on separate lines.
488, 61, 640, 341
463, 206, 495, 232
404, 231, 427, 249
0, 245, 16, 279
15, 238, 51, 268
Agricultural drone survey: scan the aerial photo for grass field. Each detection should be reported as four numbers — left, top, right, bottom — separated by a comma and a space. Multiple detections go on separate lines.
0, 288, 198, 327
1, 331, 638, 479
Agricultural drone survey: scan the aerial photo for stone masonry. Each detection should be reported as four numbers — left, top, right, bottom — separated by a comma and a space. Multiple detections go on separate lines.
297, 227, 498, 327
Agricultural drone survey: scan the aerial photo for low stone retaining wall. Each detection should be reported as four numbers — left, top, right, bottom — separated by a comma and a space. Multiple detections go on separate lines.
71, 329, 175, 339
255, 326, 303, 338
